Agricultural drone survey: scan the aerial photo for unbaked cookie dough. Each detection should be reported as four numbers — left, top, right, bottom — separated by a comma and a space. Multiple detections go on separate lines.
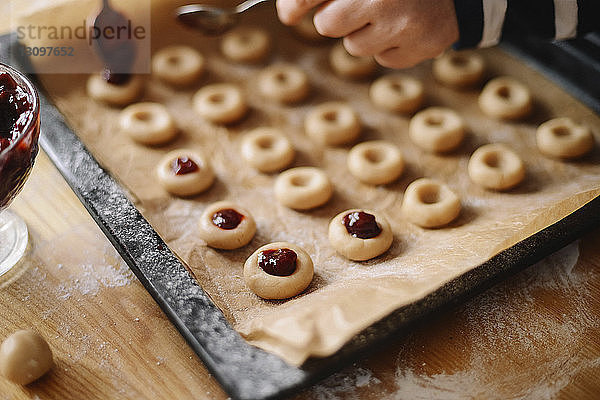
478, 77, 532, 120
241, 127, 295, 173
409, 107, 466, 153
257, 64, 310, 104
536, 117, 595, 159
330, 43, 377, 80
152, 45, 205, 87
221, 27, 271, 63
369, 74, 424, 114
244, 242, 314, 299
197, 201, 256, 250
193, 83, 248, 124
432, 51, 485, 88
347, 140, 404, 185
328, 209, 393, 261
87, 74, 144, 106
119, 102, 178, 145
0, 330, 53, 385
274, 167, 333, 210
305, 102, 361, 146
468, 143, 526, 190
157, 149, 215, 196
401, 178, 461, 228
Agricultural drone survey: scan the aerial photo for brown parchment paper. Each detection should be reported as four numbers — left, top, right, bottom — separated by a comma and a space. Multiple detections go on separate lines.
18, 0, 600, 366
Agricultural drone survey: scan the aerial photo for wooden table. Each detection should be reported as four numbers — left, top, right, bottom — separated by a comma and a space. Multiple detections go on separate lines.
1, 2, 600, 399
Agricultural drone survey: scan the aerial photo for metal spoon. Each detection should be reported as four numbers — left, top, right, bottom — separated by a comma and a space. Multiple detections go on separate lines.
91, 0, 136, 83
175, 0, 271, 35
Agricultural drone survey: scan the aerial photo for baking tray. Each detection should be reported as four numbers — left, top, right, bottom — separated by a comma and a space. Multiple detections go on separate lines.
2, 32, 600, 400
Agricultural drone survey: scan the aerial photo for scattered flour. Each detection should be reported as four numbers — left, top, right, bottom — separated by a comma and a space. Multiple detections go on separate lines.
34, 224, 134, 298
307, 241, 600, 400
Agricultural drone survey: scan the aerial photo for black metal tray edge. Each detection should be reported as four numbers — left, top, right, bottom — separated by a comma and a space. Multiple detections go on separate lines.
4, 32, 600, 400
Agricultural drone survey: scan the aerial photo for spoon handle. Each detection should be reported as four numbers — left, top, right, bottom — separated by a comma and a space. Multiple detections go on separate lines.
235, 0, 271, 14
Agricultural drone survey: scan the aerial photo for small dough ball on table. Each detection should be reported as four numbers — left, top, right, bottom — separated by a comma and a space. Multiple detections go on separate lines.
152, 45, 205, 87
305, 102, 361, 146
241, 127, 295, 173
221, 27, 271, 64
468, 143, 525, 190
87, 74, 144, 106
369, 74, 424, 114
119, 102, 178, 145
197, 201, 256, 250
0, 330, 53, 385
257, 64, 310, 104
433, 51, 485, 88
193, 83, 248, 124
157, 149, 215, 196
274, 167, 333, 210
409, 107, 466, 153
401, 178, 461, 228
244, 242, 314, 299
330, 43, 377, 80
536, 117, 595, 159
347, 140, 404, 185
292, 11, 328, 43
478, 77, 532, 120
328, 209, 393, 261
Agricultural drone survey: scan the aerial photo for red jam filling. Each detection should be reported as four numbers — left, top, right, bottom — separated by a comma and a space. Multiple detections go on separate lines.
171, 157, 199, 175
102, 67, 132, 85
212, 208, 244, 230
258, 248, 297, 277
0, 69, 39, 210
343, 211, 382, 239
0, 71, 34, 153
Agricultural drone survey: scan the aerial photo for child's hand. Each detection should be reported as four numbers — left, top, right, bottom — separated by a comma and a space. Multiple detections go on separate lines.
276, 0, 459, 69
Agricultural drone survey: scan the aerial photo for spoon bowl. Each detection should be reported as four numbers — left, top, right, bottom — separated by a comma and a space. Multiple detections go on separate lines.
175, 0, 271, 36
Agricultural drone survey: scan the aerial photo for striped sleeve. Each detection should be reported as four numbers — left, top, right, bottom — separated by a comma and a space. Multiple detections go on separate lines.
452, 0, 600, 49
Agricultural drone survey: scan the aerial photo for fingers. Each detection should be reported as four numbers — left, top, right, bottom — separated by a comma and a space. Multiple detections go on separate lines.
313, 0, 370, 38
343, 24, 390, 57
276, 0, 328, 25
375, 47, 423, 69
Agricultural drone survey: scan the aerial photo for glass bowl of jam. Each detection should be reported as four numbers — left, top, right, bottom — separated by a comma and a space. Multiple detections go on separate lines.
0, 63, 40, 275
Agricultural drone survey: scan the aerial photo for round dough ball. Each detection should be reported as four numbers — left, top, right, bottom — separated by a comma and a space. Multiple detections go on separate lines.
409, 107, 466, 153
478, 77, 532, 120
328, 209, 393, 261
291, 11, 328, 42
241, 127, 295, 173
329, 43, 377, 80
401, 178, 461, 228
244, 242, 314, 299
87, 74, 144, 106
468, 143, 526, 190
432, 51, 485, 88
536, 117, 595, 159
347, 140, 404, 185
0, 330, 53, 385
193, 83, 248, 124
221, 27, 271, 64
197, 201, 256, 250
157, 149, 215, 196
369, 74, 424, 114
152, 45, 205, 87
119, 102, 178, 145
305, 102, 361, 146
274, 167, 333, 210
257, 64, 310, 104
